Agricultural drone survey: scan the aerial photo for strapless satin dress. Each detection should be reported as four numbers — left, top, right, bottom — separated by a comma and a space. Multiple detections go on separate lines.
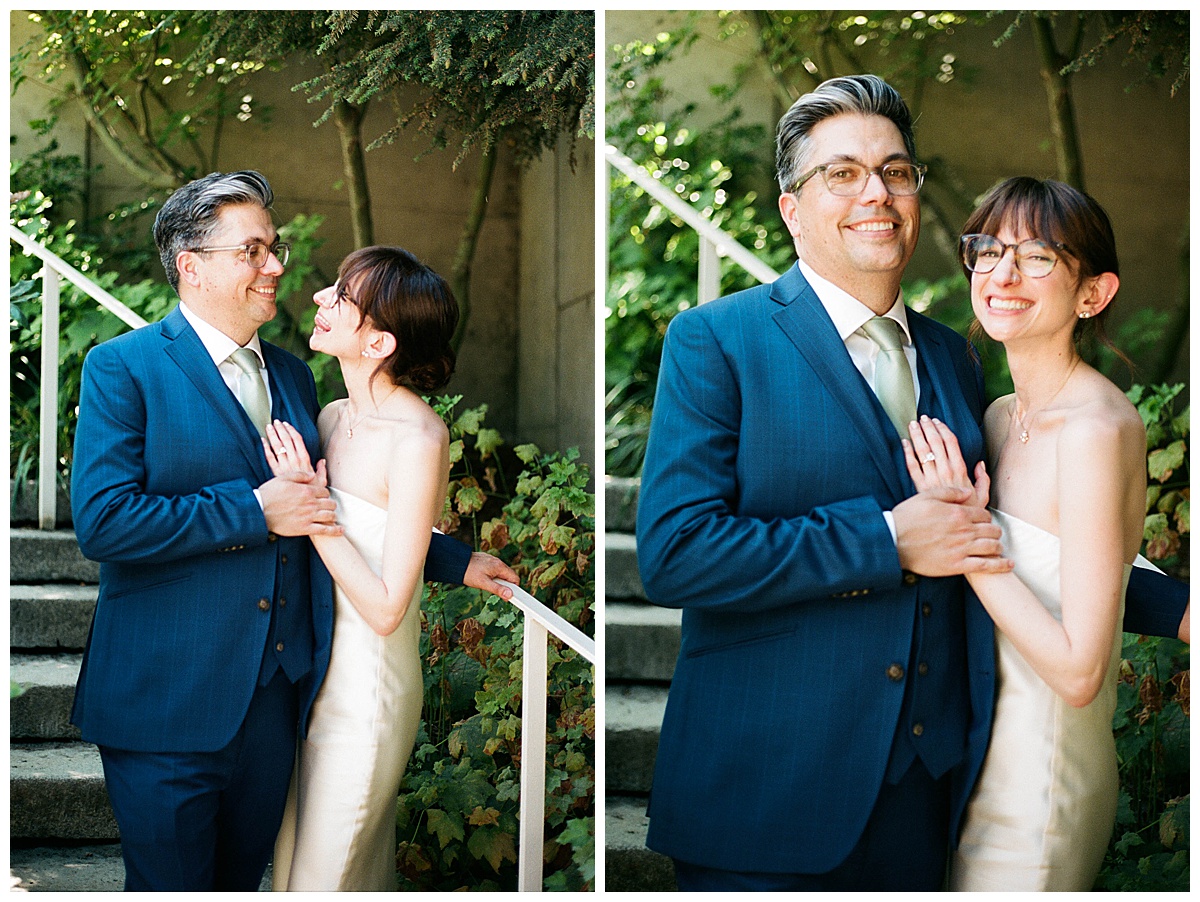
950, 509, 1129, 891
273, 488, 424, 890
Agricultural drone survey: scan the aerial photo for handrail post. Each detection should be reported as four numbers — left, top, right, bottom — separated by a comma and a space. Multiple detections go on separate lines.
38, 265, 60, 530
698, 237, 720, 305
517, 615, 549, 892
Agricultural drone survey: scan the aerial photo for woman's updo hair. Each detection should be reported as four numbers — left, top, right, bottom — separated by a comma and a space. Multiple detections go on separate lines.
337, 245, 458, 393
961, 176, 1121, 353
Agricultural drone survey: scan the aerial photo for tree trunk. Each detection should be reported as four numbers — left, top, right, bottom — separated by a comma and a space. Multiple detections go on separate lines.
1032, 16, 1086, 191
449, 145, 499, 352
332, 99, 374, 248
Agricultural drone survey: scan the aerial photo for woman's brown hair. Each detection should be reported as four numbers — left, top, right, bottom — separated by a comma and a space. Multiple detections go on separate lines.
337, 246, 458, 393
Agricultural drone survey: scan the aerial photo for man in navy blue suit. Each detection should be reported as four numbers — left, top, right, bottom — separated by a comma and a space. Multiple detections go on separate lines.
636, 75, 1186, 890
70, 170, 516, 890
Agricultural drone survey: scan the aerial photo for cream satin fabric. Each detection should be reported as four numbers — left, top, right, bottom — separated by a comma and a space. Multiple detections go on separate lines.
273, 488, 424, 891
951, 509, 1128, 891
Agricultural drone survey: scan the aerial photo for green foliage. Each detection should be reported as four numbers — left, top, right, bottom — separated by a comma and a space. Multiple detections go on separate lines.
1096, 382, 1190, 891
16, 11, 268, 188
398, 397, 594, 891
317, 12, 594, 162
605, 34, 794, 476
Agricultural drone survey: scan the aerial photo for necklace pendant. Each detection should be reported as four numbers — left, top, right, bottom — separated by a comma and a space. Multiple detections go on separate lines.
1019, 429, 1030, 444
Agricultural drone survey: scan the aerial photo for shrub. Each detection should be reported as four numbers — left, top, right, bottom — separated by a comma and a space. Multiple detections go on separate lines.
396, 397, 595, 891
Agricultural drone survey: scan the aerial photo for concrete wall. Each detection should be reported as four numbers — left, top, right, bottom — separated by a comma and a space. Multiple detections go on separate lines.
518, 131, 597, 471
605, 11, 1189, 383
10, 11, 595, 460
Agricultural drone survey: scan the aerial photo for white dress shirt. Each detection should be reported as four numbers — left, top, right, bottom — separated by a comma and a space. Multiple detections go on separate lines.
796, 260, 917, 544
178, 302, 273, 411
797, 259, 920, 406
178, 302, 271, 508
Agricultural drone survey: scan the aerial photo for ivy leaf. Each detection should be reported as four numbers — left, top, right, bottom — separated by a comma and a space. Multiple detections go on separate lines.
1148, 439, 1186, 482
467, 825, 517, 872
514, 443, 541, 464
425, 808, 465, 849
448, 438, 464, 464
475, 427, 504, 460
456, 479, 486, 514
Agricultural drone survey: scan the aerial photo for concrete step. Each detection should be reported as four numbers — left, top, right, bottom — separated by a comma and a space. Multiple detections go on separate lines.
11, 585, 97, 651
605, 532, 645, 601
11, 742, 118, 840
605, 684, 667, 795
605, 601, 679, 682
11, 654, 82, 741
9, 478, 72, 527
9, 844, 124, 892
11, 530, 98, 584
604, 796, 676, 891
605, 476, 639, 534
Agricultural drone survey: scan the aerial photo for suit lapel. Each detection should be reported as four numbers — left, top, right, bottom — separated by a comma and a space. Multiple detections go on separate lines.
769, 267, 906, 501
161, 306, 271, 480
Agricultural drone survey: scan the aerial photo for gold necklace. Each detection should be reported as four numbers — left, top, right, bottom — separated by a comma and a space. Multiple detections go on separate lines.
342, 387, 398, 439
1013, 356, 1081, 444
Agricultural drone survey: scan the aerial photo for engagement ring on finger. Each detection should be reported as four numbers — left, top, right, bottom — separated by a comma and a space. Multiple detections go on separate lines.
277, 447, 288, 455
922, 452, 936, 463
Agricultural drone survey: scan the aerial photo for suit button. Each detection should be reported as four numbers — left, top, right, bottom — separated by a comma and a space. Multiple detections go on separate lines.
886, 664, 904, 682
279, 597, 287, 607
912, 723, 925, 737
258, 598, 270, 611
903, 572, 919, 585
268, 533, 278, 543
276, 642, 285, 653
922, 603, 932, 617
918, 662, 929, 676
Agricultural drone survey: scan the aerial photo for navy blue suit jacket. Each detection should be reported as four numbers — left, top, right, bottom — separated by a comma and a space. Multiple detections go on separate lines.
636, 266, 996, 873
70, 306, 468, 753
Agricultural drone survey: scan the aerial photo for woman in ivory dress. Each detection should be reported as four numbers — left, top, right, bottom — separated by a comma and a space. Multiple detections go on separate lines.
902, 177, 1146, 891
265, 245, 458, 890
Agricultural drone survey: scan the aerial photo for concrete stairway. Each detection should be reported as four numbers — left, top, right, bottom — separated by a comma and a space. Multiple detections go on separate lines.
603, 477, 679, 891
9, 483, 125, 891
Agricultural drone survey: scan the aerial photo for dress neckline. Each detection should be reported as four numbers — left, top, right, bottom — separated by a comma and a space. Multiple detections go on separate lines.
329, 485, 387, 515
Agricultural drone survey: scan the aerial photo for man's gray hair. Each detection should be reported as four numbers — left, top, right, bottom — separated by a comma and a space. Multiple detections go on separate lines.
775, 74, 917, 194
153, 170, 274, 292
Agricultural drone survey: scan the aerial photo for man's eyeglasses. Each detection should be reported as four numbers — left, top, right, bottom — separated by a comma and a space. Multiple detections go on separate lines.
791, 161, 926, 197
190, 241, 290, 268
960, 234, 1064, 279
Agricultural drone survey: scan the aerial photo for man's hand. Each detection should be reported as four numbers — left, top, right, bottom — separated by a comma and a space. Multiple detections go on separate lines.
260, 466, 342, 537
463, 552, 519, 600
893, 486, 1012, 577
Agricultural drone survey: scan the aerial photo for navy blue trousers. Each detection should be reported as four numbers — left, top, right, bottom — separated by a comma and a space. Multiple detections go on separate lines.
98, 670, 299, 891
672, 759, 950, 891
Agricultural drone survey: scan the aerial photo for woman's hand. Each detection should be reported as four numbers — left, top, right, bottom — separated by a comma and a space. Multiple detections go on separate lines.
902, 416, 990, 509
263, 420, 319, 483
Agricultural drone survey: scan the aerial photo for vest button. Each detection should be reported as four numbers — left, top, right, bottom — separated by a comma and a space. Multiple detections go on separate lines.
281, 554, 288, 565
918, 662, 929, 676
258, 598, 270, 611
922, 603, 932, 617
903, 571, 919, 585
279, 597, 287, 607
276, 642, 285, 653
912, 723, 925, 737
268, 533, 277, 543
886, 664, 904, 681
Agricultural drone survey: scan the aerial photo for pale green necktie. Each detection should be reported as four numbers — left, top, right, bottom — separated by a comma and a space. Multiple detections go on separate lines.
228, 347, 270, 437
861, 316, 917, 438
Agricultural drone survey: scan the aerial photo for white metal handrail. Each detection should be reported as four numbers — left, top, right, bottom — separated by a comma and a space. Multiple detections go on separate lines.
9, 226, 595, 891
498, 580, 595, 892
10, 223, 150, 528
604, 144, 781, 304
